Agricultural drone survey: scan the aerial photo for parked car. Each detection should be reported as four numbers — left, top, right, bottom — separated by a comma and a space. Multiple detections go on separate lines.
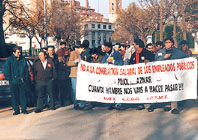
0, 58, 11, 102
0, 57, 38, 106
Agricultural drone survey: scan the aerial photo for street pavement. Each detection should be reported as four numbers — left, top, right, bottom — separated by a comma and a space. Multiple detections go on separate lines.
0, 100, 198, 140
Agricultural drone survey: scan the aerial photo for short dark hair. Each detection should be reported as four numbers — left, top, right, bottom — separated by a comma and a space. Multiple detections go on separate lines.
90, 48, 99, 55
155, 41, 164, 46
79, 44, 86, 49
164, 38, 174, 45
134, 38, 145, 48
180, 40, 188, 47
60, 41, 66, 46
145, 43, 153, 48
47, 45, 55, 50
103, 42, 112, 48
13, 46, 21, 53
82, 40, 89, 48
73, 45, 79, 49
39, 50, 47, 56
120, 44, 126, 49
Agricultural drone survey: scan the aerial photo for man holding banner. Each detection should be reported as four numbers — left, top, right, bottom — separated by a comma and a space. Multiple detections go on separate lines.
129, 38, 154, 111
155, 38, 187, 114
101, 42, 124, 110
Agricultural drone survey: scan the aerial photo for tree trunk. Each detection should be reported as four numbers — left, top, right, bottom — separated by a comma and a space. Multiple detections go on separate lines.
182, 12, 187, 40
155, 31, 157, 43
35, 35, 42, 49
29, 37, 33, 56
0, 0, 7, 57
159, 0, 163, 41
183, 31, 187, 40
173, 19, 178, 48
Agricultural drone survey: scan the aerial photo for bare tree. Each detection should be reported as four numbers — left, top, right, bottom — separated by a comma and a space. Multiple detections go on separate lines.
49, 1, 82, 45
115, 2, 156, 44
139, 0, 172, 42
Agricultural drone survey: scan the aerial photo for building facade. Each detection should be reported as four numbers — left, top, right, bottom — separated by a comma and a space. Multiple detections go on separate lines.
82, 21, 114, 48
4, 0, 120, 50
109, 0, 122, 23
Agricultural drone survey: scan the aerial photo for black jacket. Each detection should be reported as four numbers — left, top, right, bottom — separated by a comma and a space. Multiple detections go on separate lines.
130, 48, 154, 64
4, 55, 29, 84
33, 59, 57, 81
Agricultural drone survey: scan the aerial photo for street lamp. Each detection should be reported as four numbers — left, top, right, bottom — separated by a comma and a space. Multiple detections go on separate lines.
44, 0, 48, 48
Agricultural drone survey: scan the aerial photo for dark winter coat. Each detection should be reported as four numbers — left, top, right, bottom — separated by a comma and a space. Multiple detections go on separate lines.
101, 49, 124, 65
4, 55, 29, 84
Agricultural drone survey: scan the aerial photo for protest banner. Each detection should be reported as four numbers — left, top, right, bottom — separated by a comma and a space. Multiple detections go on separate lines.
76, 58, 197, 103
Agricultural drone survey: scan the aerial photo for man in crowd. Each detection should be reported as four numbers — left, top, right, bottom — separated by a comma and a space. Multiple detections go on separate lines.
101, 42, 124, 65
56, 41, 71, 106
180, 40, 192, 57
129, 38, 154, 111
145, 43, 154, 53
123, 44, 135, 65
91, 48, 103, 63
130, 39, 154, 64
67, 46, 82, 109
33, 51, 56, 113
4, 47, 29, 115
155, 38, 187, 114
47, 46, 59, 103
56, 41, 70, 57
154, 41, 164, 54
101, 42, 124, 110
80, 40, 92, 62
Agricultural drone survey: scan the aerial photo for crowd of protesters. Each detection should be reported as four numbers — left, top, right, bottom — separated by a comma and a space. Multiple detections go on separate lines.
4, 37, 195, 115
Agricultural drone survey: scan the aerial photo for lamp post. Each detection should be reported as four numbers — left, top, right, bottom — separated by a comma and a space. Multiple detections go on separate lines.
44, 0, 48, 48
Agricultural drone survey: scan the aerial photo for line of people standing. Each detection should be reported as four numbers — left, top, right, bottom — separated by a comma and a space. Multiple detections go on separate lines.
4, 38, 191, 115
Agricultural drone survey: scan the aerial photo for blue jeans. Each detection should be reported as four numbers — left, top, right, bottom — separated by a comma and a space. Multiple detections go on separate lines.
71, 78, 86, 107
71, 78, 78, 106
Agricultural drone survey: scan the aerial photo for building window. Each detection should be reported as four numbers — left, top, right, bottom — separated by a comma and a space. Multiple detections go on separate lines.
84, 24, 88, 29
92, 40, 95, 48
103, 25, 106, 29
109, 25, 112, 29
84, 31, 88, 37
92, 24, 95, 28
98, 40, 101, 46
98, 32, 101, 40
92, 32, 95, 40
103, 33, 106, 42
98, 24, 101, 29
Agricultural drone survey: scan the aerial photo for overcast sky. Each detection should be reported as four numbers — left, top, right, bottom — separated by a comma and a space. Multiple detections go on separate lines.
78, 0, 138, 18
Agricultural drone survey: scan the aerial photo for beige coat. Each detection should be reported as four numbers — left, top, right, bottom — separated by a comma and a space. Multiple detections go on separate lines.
67, 50, 81, 78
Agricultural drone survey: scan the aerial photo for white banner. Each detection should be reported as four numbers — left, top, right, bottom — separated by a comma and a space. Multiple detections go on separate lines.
76, 58, 197, 103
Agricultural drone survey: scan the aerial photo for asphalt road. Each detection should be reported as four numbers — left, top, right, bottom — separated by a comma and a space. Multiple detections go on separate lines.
0, 100, 198, 140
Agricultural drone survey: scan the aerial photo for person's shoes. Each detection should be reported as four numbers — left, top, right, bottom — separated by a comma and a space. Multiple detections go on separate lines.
34, 109, 42, 113
83, 104, 93, 110
171, 108, 180, 114
164, 107, 171, 112
115, 104, 125, 110
136, 105, 145, 110
49, 107, 56, 110
60, 103, 65, 107
74, 104, 80, 110
79, 104, 86, 109
22, 110, 28, 114
108, 105, 115, 110
43, 104, 50, 109
13, 111, 20, 115
147, 107, 154, 112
